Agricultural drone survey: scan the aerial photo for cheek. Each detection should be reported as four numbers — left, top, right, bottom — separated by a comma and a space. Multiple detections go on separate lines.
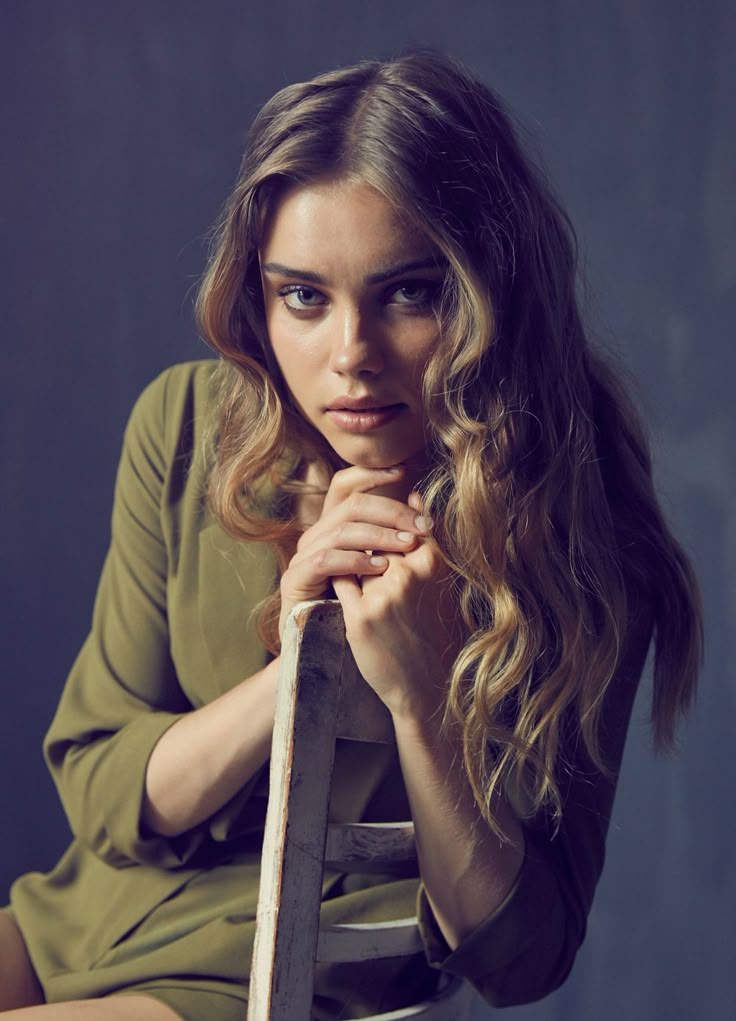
267, 329, 325, 412
401, 331, 439, 386
265, 311, 300, 380
270, 338, 319, 390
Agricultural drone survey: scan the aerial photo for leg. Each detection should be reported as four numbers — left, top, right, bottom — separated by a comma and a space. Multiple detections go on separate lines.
0, 912, 44, 1010
0, 995, 182, 1019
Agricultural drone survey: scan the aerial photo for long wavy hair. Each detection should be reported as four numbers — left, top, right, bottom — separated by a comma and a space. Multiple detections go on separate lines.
196, 52, 702, 836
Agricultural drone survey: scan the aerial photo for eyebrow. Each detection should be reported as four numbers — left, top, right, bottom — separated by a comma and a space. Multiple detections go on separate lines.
260, 257, 445, 287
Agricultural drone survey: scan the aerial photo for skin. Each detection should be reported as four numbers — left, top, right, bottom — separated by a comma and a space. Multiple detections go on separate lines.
0, 913, 178, 1018
2, 178, 523, 1015
259, 177, 444, 475
262, 178, 525, 945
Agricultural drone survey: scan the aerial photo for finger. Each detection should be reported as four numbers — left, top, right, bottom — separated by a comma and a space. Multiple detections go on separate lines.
297, 520, 419, 557
322, 464, 407, 515
365, 537, 445, 591
358, 549, 405, 594
297, 491, 431, 554
282, 549, 388, 603
402, 537, 448, 582
332, 574, 362, 612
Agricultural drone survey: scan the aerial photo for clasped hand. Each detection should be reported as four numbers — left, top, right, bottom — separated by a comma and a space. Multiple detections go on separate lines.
279, 465, 461, 722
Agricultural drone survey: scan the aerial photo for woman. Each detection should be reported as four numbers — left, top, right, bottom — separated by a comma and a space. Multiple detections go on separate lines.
1, 52, 701, 1020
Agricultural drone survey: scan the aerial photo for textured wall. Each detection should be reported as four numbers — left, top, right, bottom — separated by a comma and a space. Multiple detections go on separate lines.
1, 3, 733, 1019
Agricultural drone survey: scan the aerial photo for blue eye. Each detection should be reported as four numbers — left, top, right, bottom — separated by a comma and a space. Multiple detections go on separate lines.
279, 285, 326, 311
387, 282, 439, 309
393, 285, 428, 303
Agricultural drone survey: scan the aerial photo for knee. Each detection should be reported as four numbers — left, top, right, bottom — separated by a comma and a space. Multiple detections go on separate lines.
0, 912, 44, 1010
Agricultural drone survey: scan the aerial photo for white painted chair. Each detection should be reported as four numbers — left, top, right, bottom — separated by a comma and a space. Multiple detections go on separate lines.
247, 598, 476, 1020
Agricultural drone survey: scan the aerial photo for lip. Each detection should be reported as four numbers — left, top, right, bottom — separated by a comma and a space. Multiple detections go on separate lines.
326, 395, 401, 411
326, 403, 405, 433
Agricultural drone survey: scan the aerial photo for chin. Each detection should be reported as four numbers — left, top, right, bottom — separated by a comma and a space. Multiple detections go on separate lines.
343, 454, 400, 470
343, 450, 430, 476
331, 442, 407, 470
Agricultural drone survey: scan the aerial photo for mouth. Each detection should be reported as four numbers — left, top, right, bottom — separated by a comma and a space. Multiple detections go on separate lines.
325, 403, 405, 433
326, 396, 403, 412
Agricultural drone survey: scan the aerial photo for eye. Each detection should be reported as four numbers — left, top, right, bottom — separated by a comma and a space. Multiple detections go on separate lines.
386, 281, 440, 310
278, 285, 327, 312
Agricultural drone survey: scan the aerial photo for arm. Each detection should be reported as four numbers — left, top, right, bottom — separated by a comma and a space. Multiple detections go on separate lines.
326, 481, 653, 1005
44, 363, 276, 866
398, 602, 653, 1006
279, 461, 652, 1004
141, 655, 278, 837
391, 701, 525, 950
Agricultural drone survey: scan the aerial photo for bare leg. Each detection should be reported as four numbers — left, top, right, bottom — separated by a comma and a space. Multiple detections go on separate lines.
0, 996, 182, 1019
0, 913, 43, 1010
0, 914, 183, 1019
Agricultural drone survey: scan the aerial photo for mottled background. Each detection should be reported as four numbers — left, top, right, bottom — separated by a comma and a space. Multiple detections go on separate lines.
1, 2, 733, 1019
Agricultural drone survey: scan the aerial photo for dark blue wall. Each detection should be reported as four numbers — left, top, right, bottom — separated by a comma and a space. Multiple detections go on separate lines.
1, 3, 733, 1019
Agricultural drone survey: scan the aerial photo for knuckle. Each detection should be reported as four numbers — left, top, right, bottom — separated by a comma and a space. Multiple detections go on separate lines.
330, 465, 358, 494
399, 507, 416, 528
311, 548, 330, 571
371, 590, 390, 612
345, 492, 364, 515
372, 526, 390, 547
326, 474, 347, 500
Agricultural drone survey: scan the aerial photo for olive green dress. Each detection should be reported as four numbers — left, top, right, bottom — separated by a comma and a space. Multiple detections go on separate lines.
6, 361, 653, 1020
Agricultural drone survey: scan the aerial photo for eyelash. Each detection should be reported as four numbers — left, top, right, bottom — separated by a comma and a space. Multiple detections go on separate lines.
277, 281, 440, 316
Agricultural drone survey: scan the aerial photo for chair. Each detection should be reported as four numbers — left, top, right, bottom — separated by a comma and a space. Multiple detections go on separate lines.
247, 599, 476, 1021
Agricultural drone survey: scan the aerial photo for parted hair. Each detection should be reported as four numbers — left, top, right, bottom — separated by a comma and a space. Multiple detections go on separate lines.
195, 51, 702, 835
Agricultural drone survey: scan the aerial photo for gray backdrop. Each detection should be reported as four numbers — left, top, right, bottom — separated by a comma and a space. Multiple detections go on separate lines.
1, 2, 734, 1019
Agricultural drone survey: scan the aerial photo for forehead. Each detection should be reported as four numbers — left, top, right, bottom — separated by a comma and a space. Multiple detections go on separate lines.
259, 179, 435, 268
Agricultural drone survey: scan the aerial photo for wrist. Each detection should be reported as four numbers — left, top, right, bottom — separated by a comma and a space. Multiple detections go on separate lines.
390, 692, 450, 749
388, 669, 448, 734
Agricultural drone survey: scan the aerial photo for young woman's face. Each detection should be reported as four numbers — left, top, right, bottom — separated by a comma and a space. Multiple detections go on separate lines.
259, 179, 445, 470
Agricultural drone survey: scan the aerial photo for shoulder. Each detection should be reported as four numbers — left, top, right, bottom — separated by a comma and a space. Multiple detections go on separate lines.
122, 359, 220, 468
111, 360, 223, 521
128, 359, 219, 437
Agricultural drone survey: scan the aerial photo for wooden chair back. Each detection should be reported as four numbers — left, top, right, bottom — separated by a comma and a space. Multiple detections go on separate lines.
247, 598, 476, 1020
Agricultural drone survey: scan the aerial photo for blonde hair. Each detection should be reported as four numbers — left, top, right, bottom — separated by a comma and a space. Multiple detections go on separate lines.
196, 52, 702, 836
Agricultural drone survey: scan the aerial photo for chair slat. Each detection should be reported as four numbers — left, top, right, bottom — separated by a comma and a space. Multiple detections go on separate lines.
316, 917, 424, 963
325, 821, 417, 873
247, 601, 346, 1021
349, 975, 473, 1021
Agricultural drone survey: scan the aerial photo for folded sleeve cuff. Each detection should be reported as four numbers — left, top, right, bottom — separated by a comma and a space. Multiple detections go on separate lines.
415, 831, 572, 1006
70, 710, 210, 869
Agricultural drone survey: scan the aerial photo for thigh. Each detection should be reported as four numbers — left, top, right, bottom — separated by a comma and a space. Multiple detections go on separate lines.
0, 911, 44, 1010
0, 995, 181, 1020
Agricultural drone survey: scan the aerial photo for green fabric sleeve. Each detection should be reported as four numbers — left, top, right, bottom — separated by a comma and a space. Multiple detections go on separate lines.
43, 367, 209, 868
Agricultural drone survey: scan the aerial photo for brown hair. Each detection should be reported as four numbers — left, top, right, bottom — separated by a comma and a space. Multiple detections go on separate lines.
196, 51, 702, 835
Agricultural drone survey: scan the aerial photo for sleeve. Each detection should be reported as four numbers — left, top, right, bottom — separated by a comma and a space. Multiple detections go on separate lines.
43, 366, 212, 869
416, 599, 653, 1006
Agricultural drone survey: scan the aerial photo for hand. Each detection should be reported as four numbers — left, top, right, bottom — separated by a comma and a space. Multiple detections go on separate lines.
278, 465, 431, 643
331, 491, 463, 723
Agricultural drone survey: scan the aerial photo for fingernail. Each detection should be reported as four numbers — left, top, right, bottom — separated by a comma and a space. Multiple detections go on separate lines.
396, 531, 413, 542
414, 514, 433, 531
370, 555, 387, 566
385, 465, 404, 474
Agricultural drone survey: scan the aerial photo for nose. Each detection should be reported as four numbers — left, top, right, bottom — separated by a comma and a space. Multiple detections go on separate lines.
328, 308, 384, 377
